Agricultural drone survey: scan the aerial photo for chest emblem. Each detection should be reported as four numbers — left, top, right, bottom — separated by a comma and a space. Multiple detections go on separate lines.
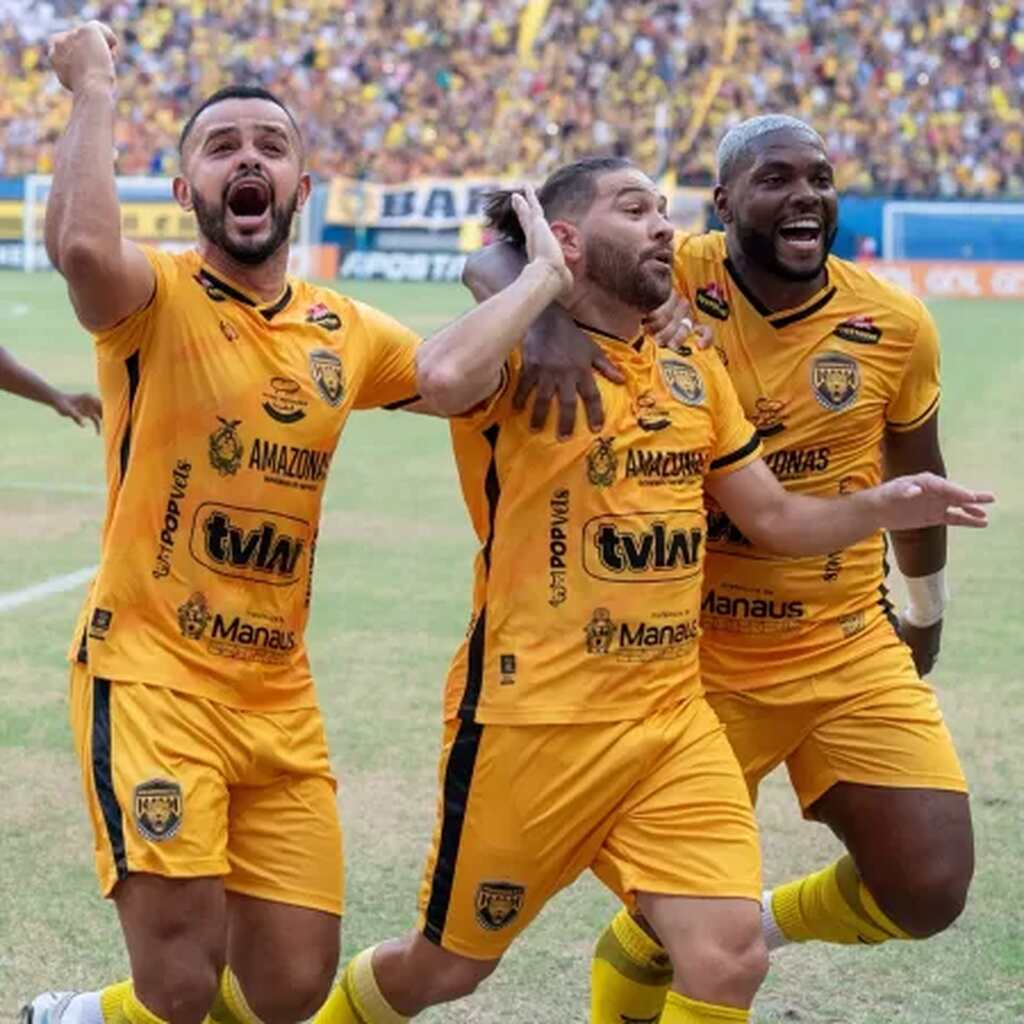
309, 349, 346, 407
306, 302, 342, 332
208, 417, 244, 476
586, 437, 618, 487
661, 359, 706, 407
811, 352, 860, 412
833, 315, 882, 345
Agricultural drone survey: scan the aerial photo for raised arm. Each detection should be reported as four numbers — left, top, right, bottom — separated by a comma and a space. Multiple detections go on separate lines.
707, 458, 991, 558
45, 22, 154, 332
0, 345, 102, 430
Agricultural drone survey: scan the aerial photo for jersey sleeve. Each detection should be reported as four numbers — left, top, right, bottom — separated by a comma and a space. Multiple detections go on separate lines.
447, 349, 520, 433
702, 352, 762, 476
886, 302, 941, 432
92, 246, 177, 360
671, 231, 698, 300
349, 300, 424, 410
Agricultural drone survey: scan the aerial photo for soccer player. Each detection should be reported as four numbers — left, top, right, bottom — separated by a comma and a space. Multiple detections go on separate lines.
310, 157, 990, 1024
1, 345, 101, 430
22, 21, 585, 1024
465, 116, 980, 1022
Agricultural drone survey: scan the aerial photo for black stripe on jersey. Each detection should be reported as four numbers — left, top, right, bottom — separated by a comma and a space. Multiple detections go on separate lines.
197, 268, 256, 307
770, 287, 837, 329
118, 350, 141, 486
710, 431, 760, 472
422, 717, 484, 947
886, 394, 939, 433
382, 393, 421, 410
723, 259, 773, 316
259, 284, 293, 322
877, 543, 901, 635
92, 678, 128, 881
724, 258, 838, 327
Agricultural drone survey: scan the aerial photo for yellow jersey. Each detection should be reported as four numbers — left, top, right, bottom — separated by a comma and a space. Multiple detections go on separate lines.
444, 326, 761, 725
69, 247, 420, 710
673, 232, 940, 689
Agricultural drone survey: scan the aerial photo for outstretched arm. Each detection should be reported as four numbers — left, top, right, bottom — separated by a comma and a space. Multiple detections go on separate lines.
0, 346, 102, 430
45, 21, 153, 332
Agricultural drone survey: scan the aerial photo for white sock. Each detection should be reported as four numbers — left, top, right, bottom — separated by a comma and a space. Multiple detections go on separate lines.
61, 994, 104, 1024
761, 888, 790, 951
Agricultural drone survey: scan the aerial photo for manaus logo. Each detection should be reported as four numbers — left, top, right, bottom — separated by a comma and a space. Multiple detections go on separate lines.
209, 417, 244, 476
811, 351, 860, 412
475, 881, 525, 931
133, 778, 183, 842
309, 348, 345, 407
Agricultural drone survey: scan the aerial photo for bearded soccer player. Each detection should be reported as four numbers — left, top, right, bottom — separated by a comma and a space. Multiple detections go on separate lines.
307, 158, 990, 1024
0, 345, 101, 430
465, 115, 981, 1022
21, 21, 588, 1024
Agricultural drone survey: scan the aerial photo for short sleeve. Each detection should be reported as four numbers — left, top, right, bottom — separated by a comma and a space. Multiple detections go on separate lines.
886, 302, 941, 432
92, 245, 174, 360
448, 350, 520, 433
350, 300, 424, 410
671, 231, 697, 299
702, 352, 762, 476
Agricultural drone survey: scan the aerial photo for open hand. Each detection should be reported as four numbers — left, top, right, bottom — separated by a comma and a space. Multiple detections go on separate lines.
48, 21, 118, 92
511, 186, 573, 300
642, 292, 713, 353
877, 472, 994, 530
54, 391, 102, 432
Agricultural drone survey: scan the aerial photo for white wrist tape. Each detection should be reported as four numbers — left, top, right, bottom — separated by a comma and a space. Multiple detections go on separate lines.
902, 569, 948, 628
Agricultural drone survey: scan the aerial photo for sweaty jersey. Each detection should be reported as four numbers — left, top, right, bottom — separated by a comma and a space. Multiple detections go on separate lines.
674, 232, 940, 689
444, 327, 761, 725
69, 247, 420, 710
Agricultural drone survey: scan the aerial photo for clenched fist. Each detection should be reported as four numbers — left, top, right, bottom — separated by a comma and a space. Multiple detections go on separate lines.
48, 21, 118, 92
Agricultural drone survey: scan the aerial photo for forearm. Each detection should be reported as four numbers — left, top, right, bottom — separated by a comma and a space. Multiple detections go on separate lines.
749, 490, 887, 557
462, 242, 527, 302
885, 441, 947, 577
0, 348, 60, 408
417, 261, 566, 415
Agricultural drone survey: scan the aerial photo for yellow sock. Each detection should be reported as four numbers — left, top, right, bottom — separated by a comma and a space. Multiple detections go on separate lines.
121, 990, 168, 1024
771, 854, 913, 945
313, 948, 408, 1024
590, 908, 672, 1024
208, 967, 263, 1024
661, 991, 748, 1023
98, 982, 133, 1024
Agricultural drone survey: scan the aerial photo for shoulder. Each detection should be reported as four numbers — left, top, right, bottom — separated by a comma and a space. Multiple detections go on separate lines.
827, 255, 932, 340
673, 230, 726, 267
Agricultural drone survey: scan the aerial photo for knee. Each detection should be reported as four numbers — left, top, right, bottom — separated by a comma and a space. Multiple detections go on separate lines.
133, 953, 222, 1024
239, 942, 339, 1022
669, 929, 768, 1006
418, 952, 498, 1004
869, 860, 973, 938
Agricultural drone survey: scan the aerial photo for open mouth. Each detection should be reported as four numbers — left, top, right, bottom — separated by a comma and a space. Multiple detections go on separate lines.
646, 249, 673, 269
226, 178, 272, 226
777, 217, 823, 254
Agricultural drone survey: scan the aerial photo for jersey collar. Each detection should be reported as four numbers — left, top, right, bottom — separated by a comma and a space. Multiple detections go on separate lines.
723, 257, 837, 330
573, 318, 646, 352
195, 264, 294, 322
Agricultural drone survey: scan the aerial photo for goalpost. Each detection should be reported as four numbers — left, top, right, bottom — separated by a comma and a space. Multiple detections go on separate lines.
881, 200, 1024, 261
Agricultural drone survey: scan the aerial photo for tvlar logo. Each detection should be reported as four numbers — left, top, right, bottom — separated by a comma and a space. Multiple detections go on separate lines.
133, 778, 183, 842
209, 417, 244, 476
584, 510, 705, 583
475, 881, 525, 931
811, 352, 860, 412
309, 348, 345, 407
587, 437, 617, 487
660, 359, 705, 406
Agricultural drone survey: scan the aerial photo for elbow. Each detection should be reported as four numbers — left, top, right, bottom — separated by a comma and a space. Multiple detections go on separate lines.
416, 351, 474, 417
57, 235, 119, 284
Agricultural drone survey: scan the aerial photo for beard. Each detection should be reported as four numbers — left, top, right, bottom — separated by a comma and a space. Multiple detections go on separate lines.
734, 215, 839, 282
192, 185, 297, 266
583, 232, 671, 312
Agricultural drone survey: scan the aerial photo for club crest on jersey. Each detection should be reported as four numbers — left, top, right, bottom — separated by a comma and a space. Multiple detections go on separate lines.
177, 592, 211, 640
833, 315, 882, 345
811, 352, 860, 412
586, 437, 617, 487
475, 881, 525, 931
584, 607, 616, 654
309, 349, 345, 407
133, 778, 183, 842
209, 417, 244, 476
661, 359, 705, 406
306, 302, 342, 332
695, 281, 730, 320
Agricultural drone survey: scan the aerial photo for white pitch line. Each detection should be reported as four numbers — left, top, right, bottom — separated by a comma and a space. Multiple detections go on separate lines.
6, 481, 105, 494
0, 565, 96, 613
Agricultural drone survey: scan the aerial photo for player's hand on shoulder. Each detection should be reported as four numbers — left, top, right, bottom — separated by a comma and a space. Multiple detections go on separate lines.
877, 471, 995, 530
511, 186, 573, 299
48, 21, 118, 93
898, 618, 942, 677
53, 391, 103, 433
642, 292, 712, 353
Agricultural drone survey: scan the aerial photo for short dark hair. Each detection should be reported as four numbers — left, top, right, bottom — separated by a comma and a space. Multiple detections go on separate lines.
178, 84, 301, 155
484, 156, 634, 249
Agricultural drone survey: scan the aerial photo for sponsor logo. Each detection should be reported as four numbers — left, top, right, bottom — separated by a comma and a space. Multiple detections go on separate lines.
751, 397, 786, 437
625, 448, 707, 485
153, 459, 192, 579
190, 503, 308, 585
133, 778, 183, 842
177, 591, 211, 639
475, 881, 525, 931
584, 511, 704, 583
499, 653, 516, 685
695, 281, 730, 320
177, 592, 297, 664
811, 352, 860, 412
586, 437, 617, 488
262, 377, 308, 424
89, 607, 113, 640
660, 359, 705, 406
833, 315, 882, 345
219, 319, 239, 342
701, 589, 804, 634
584, 607, 617, 654
839, 611, 866, 637
548, 489, 569, 607
209, 417, 244, 476
763, 446, 830, 481
633, 391, 671, 432
248, 438, 333, 492
586, 607, 700, 661
822, 550, 843, 583
306, 302, 342, 332
309, 348, 345, 406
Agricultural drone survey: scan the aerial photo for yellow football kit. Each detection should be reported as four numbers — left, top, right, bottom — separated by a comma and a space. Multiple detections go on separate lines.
418, 328, 764, 958
674, 232, 966, 809
69, 246, 421, 909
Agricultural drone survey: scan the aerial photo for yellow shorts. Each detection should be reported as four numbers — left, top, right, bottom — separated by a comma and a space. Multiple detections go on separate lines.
69, 663, 343, 914
706, 639, 967, 815
416, 696, 761, 959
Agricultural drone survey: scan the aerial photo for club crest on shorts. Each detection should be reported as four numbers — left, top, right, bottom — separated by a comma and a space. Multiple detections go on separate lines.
660, 359, 705, 406
309, 348, 345, 407
208, 417, 244, 476
133, 778, 183, 842
811, 351, 860, 412
587, 437, 617, 487
475, 881, 525, 931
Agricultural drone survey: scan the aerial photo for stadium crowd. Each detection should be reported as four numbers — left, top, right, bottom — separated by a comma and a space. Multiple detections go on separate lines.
2, 0, 1022, 197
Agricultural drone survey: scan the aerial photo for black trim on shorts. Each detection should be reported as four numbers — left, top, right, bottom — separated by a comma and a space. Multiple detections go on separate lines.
118, 350, 141, 486
422, 717, 484, 946
92, 678, 128, 881
709, 431, 760, 472
382, 393, 421, 410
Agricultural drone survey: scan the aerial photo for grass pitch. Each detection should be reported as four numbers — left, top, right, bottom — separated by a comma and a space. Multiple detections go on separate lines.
0, 273, 1021, 1022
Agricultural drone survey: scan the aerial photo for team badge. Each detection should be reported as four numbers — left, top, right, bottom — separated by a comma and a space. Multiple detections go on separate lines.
177, 592, 211, 640
833, 315, 882, 345
811, 352, 860, 412
586, 438, 617, 487
584, 607, 616, 655
661, 359, 705, 406
634, 391, 671, 432
208, 417, 244, 476
751, 396, 786, 437
133, 778, 183, 842
475, 881, 525, 931
309, 349, 345, 407
306, 302, 342, 332
695, 281, 730, 321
